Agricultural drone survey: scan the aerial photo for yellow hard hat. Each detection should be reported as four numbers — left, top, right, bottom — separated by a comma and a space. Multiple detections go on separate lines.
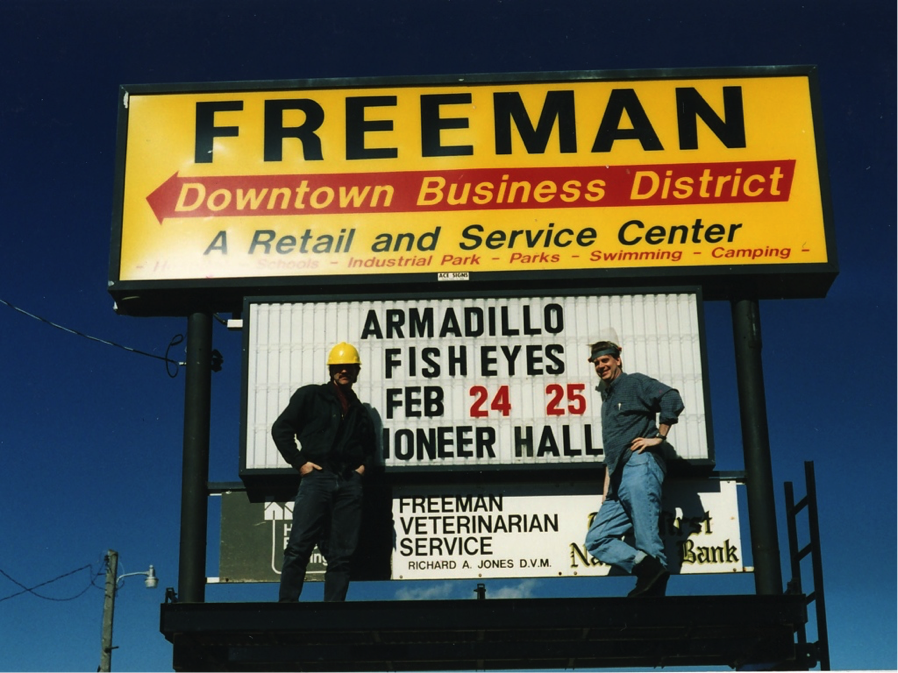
327, 342, 361, 366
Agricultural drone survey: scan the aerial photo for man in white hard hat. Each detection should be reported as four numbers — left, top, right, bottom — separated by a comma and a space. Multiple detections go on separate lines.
272, 342, 375, 602
584, 337, 684, 597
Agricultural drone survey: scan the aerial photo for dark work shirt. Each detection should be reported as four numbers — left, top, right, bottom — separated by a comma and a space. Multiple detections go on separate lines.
600, 371, 685, 475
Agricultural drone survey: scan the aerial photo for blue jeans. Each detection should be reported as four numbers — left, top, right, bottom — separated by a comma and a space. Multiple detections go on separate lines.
584, 451, 666, 573
279, 469, 363, 602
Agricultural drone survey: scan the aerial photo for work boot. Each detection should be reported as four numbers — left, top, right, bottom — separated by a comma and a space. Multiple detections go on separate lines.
628, 555, 669, 597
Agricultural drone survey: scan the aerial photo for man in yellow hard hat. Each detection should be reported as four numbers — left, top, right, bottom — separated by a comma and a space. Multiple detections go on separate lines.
272, 342, 375, 602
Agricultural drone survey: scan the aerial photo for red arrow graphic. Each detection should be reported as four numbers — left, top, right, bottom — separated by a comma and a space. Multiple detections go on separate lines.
146, 173, 184, 225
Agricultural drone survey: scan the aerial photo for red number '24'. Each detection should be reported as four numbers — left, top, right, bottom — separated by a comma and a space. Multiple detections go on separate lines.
469, 385, 512, 417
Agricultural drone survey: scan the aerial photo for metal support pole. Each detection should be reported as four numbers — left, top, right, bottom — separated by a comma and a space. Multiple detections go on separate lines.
731, 297, 782, 595
100, 549, 118, 673
178, 312, 212, 603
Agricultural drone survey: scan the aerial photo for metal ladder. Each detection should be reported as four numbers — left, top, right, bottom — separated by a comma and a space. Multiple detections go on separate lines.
784, 461, 830, 670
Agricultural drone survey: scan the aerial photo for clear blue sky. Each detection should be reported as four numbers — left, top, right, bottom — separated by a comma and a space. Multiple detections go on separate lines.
0, 1, 894, 670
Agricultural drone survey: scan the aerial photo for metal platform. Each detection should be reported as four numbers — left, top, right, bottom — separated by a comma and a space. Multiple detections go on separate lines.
160, 594, 810, 671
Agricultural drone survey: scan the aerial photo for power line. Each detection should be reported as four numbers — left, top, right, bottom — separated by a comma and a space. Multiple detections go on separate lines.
0, 297, 186, 377
0, 563, 104, 603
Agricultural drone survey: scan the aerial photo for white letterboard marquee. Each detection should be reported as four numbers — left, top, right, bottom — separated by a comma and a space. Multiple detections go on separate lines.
242, 290, 711, 474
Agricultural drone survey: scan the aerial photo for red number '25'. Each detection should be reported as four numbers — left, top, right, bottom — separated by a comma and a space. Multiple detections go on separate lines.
546, 383, 586, 416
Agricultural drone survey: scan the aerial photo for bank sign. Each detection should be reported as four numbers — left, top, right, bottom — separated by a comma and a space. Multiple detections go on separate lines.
109, 67, 836, 313
241, 290, 711, 478
218, 479, 744, 582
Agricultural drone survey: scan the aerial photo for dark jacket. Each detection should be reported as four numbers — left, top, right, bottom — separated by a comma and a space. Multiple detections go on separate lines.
271, 381, 375, 474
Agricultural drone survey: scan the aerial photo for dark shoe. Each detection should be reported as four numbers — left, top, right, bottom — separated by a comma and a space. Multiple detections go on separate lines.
628, 555, 670, 597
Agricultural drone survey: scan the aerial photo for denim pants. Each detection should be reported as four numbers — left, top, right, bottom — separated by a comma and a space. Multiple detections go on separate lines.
584, 450, 666, 573
279, 469, 363, 602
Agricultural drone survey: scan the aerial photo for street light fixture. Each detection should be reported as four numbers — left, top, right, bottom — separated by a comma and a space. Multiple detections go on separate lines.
99, 550, 158, 673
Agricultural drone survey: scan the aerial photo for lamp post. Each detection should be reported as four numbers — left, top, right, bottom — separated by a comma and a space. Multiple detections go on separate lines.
99, 550, 158, 673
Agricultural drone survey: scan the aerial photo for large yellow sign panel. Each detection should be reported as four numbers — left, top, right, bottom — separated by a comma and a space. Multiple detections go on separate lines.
114, 69, 832, 286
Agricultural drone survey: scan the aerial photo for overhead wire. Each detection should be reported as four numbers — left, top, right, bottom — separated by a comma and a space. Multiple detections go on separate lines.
0, 563, 104, 603
0, 297, 186, 377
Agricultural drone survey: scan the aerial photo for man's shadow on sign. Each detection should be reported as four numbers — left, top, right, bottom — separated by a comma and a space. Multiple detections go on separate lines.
351, 403, 393, 581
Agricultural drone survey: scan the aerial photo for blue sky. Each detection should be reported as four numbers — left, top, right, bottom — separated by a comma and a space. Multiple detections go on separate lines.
0, 1, 894, 670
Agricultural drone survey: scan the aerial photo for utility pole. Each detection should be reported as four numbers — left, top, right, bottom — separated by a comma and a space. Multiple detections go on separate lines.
100, 550, 119, 673
98, 550, 158, 672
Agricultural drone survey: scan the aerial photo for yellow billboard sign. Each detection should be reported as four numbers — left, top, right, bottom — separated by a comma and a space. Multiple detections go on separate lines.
110, 67, 836, 311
